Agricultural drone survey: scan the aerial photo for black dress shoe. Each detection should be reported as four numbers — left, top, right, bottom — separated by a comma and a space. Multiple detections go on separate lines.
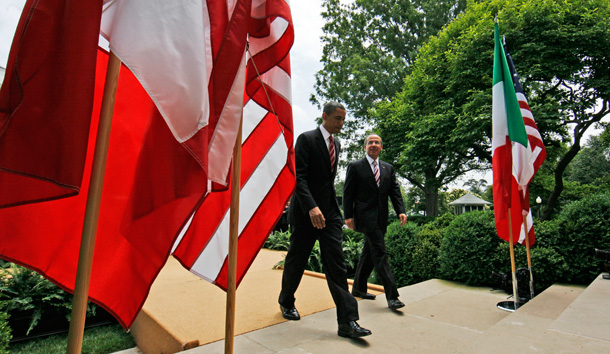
388, 299, 405, 310
338, 321, 372, 338
280, 305, 300, 320
352, 290, 376, 300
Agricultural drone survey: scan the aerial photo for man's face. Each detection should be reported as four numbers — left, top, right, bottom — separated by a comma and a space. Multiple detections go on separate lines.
322, 108, 346, 135
364, 135, 383, 160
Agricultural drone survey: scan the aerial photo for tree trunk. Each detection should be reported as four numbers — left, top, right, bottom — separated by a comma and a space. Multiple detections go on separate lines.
542, 127, 583, 220
425, 187, 439, 217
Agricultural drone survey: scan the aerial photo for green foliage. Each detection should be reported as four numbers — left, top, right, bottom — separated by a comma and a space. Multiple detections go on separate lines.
264, 229, 291, 251
545, 192, 610, 284
263, 228, 363, 276
438, 211, 503, 286
528, 246, 569, 292
0, 264, 96, 336
405, 214, 435, 225
385, 222, 420, 286
566, 134, 610, 185
410, 226, 444, 282
0, 301, 11, 354
377, 0, 610, 218
314, 0, 468, 162
342, 229, 365, 273
8, 324, 134, 354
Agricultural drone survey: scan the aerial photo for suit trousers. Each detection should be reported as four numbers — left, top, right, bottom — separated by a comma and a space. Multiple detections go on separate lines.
352, 227, 400, 300
279, 210, 359, 324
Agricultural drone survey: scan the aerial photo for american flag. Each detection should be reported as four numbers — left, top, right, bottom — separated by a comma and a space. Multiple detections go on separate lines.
504, 44, 547, 244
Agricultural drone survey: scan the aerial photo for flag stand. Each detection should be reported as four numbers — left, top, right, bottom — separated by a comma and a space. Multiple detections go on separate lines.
225, 116, 243, 354
523, 217, 535, 300
497, 208, 520, 312
66, 52, 121, 354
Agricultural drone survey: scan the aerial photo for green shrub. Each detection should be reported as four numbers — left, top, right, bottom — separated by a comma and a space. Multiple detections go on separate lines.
545, 192, 610, 284
410, 226, 444, 282
406, 214, 435, 225
0, 264, 97, 336
0, 301, 11, 354
438, 210, 503, 286
385, 222, 420, 287
528, 246, 569, 292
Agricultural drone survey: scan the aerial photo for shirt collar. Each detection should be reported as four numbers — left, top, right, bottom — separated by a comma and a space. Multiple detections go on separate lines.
366, 154, 378, 166
319, 125, 332, 141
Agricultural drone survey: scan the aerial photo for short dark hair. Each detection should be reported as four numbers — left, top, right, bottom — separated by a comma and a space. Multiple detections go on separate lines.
365, 134, 382, 145
323, 101, 345, 115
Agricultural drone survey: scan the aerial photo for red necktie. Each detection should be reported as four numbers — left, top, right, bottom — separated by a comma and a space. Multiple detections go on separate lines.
373, 160, 380, 187
329, 135, 335, 170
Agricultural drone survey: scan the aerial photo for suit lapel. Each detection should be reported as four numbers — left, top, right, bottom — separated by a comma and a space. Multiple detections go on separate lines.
315, 128, 334, 171
362, 158, 378, 189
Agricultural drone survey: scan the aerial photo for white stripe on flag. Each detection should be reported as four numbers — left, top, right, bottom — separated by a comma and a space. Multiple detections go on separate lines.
248, 17, 289, 56
243, 99, 271, 141
492, 82, 508, 153
189, 134, 289, 281
208, 50, 248, 184
101, 0, 211, 143
259, 66, 293, 104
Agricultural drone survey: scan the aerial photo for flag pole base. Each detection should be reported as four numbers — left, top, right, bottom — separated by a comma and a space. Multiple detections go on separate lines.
497, 300, 518, 312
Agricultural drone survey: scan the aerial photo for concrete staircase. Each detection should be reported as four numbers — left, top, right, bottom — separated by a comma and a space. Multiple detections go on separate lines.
182, 274, 610, 353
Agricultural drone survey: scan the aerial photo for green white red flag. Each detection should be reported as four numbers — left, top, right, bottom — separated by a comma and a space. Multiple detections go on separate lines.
492, 22, 546, 245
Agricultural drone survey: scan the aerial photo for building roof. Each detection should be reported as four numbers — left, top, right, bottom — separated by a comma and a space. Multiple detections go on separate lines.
448, 192, 492, 205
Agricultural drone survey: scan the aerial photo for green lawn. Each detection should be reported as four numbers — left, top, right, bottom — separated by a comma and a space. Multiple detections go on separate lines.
9, 324, 135, 354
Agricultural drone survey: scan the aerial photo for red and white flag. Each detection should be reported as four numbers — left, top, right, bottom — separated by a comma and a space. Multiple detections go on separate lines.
492, 22, 546, 245
0, 0, 294, 328
172, 0, 295, 289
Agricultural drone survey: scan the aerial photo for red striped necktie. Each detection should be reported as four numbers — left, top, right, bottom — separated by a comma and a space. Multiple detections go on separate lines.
373, 160, 380, 187
329, 135, 335, 170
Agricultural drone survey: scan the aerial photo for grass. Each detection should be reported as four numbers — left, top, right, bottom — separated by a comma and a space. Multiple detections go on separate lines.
8, 324, 135, 354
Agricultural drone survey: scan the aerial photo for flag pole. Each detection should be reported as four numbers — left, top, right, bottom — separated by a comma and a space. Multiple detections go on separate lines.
507, 208, 520, 310
225, 114, 243, 354
66, 51, 121, 354
523, 217, 535, 300
498, 208, 521, 312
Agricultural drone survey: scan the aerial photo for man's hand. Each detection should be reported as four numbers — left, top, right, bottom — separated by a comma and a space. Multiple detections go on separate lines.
309, 207, 326, 229
345, 218, 355, 230
399, 213, 407, 226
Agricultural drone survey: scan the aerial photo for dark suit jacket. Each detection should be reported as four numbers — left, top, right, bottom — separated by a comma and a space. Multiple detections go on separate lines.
343, 157, 405, 234
288, 128, 341, 227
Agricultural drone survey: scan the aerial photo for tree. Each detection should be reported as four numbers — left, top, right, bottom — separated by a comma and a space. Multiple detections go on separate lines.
463, 178, 489, 196
565, 129, 610, 185
313, 0, 468, 161
376, 0, 610, 218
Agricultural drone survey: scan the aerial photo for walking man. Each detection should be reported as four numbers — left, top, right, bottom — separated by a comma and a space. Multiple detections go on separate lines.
279, 102, 371, 338
343, 133, 407, 310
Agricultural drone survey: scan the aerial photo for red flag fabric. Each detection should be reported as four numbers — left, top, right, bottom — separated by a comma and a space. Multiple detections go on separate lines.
0, 0, 102, 208
172, 0, 295, 289
0, 0, 294, 329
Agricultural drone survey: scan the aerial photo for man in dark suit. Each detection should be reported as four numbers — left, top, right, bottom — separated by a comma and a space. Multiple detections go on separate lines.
343, 134, 407, 310
279, 102, 371, 338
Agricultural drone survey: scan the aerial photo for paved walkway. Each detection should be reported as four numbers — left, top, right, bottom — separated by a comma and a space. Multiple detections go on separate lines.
117, 250, 610, 354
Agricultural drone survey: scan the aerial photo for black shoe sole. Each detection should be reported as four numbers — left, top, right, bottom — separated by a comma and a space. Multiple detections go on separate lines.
352, 293, 376, 300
